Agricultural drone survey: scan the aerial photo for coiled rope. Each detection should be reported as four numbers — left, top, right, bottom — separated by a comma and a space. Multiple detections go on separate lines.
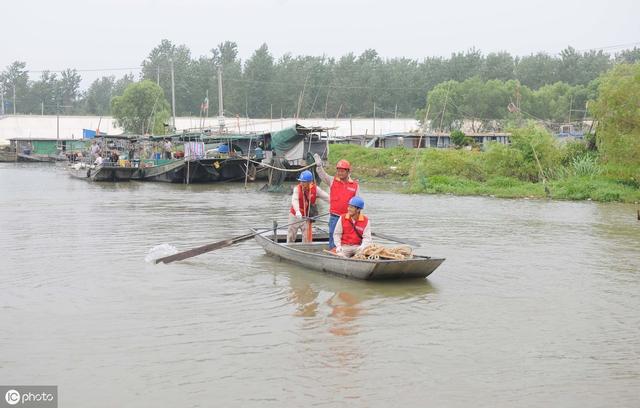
352, 244, 413, 260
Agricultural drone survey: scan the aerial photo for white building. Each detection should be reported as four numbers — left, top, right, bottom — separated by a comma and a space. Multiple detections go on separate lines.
0, 115, 420, 145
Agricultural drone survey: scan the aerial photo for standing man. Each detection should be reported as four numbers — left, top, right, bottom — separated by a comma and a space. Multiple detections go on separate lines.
164, 138, 173, 159
333, 197, 372, 258
288, 170, 329, 243
90, 140, 101, 160
314, 153, 360, 249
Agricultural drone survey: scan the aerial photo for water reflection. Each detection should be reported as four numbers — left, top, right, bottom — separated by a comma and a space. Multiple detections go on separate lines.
288, 280, 319, 317
326, 291, 362, 336
282, 259, 438, 338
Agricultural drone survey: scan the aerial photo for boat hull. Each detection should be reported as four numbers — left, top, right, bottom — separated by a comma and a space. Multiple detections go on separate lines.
253, 229, 444, 280
184, 158, 253, 183
67, 164, 138, 181
17, 153, 56, 163
131, 160, 187, 182
0, 151, 17, 162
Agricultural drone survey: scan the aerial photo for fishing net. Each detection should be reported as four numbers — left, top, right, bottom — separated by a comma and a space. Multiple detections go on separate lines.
259, 157, 288, 193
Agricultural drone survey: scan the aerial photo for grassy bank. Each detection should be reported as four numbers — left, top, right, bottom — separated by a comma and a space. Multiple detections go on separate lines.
327, 142, 640, 203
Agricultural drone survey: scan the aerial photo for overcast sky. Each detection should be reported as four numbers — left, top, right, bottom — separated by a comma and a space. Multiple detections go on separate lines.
2, 0, 639, 87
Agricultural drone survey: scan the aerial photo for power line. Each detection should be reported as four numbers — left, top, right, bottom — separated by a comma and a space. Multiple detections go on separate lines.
576, 41, 640, 53
26, 67, 140, 74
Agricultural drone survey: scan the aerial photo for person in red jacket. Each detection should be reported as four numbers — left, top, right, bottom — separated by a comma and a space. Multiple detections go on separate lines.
314, 153, 360, 249
288, 170, 329, 243
333, 196, 372, 258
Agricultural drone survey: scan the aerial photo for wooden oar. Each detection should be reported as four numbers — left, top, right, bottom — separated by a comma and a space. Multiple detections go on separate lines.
371, 232, 421, 247
311, 219, 421, 247
155, 213, 329, 264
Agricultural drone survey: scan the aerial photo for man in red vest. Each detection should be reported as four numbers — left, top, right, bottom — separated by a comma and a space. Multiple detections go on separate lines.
333, 196, 372, 258
288, 170, 329, 243
314, 153, 360, 249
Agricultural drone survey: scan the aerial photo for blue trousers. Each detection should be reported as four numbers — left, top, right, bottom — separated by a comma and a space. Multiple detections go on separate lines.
328, 214, 340, 249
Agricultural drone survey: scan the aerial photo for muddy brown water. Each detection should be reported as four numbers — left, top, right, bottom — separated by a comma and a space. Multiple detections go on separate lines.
1, 163, 639, 407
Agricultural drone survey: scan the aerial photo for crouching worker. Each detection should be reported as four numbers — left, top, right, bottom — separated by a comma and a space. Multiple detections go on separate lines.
333, 196, 372, 258
287, 170, 329, 243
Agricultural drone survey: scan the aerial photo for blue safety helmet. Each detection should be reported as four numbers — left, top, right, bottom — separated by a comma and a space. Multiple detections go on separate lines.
297, 170, 314, 182
348, 196, 365, 209
217, 144, 229, 153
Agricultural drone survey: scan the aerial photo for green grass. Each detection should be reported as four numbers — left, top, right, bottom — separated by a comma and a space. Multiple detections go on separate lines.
329, 144, 640, 203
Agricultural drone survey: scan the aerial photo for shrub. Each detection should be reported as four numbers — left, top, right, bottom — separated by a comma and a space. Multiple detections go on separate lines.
450, 130, 467, 147
508, 124, 563, 177
560, 139, 589, 166
483, 142, 537, 181
571, 154, 602, 178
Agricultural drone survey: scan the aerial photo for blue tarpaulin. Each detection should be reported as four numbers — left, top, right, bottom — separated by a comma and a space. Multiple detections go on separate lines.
83, 129, 106, 139
83, 129, 97, 139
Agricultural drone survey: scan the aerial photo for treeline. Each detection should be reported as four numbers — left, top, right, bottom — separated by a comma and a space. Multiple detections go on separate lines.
420, 77, 599, 132
1, 40, 639, 119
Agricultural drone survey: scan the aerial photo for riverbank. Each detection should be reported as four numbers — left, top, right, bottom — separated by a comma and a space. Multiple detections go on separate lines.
327, 143, 640, 203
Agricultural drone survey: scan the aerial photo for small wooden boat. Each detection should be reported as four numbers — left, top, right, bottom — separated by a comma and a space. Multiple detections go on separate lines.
17, 153, 57, 163
0, 150, 17, 162
252, 228, 445, 280
67, 162, 138, 181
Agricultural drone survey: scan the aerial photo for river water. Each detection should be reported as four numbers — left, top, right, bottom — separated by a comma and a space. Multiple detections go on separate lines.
1, 163, 639, 407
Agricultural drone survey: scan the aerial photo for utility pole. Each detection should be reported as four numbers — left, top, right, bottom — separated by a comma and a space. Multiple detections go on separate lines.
13, 83, 16, 115
394, 103, 398, 119
217, 66, 225, 132
156, 66, 160, 86
0, 85, 4, 116
350, 115, 353, 137
56, 103, 70, 140
373, 102, 376, 136
438, 83, 451, 133
170, 59, 176, 131
324, 90, 330, 119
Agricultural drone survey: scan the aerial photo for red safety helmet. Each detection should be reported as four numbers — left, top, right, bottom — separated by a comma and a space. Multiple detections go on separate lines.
336, 159, 351, 170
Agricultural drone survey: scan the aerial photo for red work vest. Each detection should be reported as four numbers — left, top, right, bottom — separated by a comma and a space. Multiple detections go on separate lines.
330, 178, 358, 215
340, 213, 369, 246
290, 183, 317, 216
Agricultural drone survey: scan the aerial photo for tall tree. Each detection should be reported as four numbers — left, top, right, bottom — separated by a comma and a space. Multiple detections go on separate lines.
0, 61, 29, 114
515, 53, 560, 89
447, 48, 482, 82
243, 43, 274, 117
212, 41, 243, 117
84, 76, 116, 115
590, 62, 640, 164
481, 52, 515, 81
616, 47, 640, 63
113, 73, 135, 97
111, 80, 170, 135
29, 71, 59, 114
58, 69, 82, 108
141, 39, 193, 115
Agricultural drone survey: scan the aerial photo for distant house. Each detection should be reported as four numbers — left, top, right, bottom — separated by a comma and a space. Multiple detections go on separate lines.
364, 132, 511, 149
555, 124, 585, 139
